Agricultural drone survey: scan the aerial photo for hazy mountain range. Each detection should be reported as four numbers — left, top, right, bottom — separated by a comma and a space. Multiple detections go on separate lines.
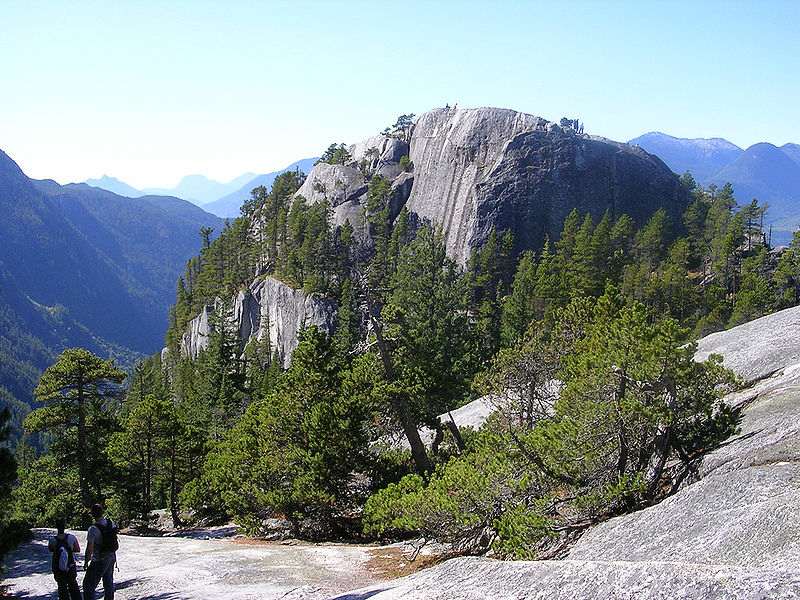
0, 148, 222, 428
86, 158, 318, 218
201, 158, 317, 217
630, 132, 800, 239
85, 172, 256, 206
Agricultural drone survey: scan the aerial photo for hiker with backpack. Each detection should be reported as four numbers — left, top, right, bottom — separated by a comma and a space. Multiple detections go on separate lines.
83, 503, 119, 600
49, 517, 82, 600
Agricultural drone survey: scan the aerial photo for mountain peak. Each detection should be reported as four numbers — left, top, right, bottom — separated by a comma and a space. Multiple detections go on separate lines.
710, 139, 800, 217
0, 148, 29, 180
85, 175, 143, 198
628, 132, 743, 182
780, 143, 800, 167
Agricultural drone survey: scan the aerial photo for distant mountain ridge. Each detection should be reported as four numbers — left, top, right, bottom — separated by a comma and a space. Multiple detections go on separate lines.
0, 148, 222, 429
85, 175, 143, 198
782, 143, 800, 166
86, 160, 318, 217
628, 132, 744, 182
629, 132, 800, 238
85, 173, 255, 206
142, 173, 256, 205
202, 157, 318, 218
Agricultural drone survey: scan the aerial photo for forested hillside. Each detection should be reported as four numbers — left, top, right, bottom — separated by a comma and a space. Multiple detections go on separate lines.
12, 110, 800, 563
0, 149, 222, 435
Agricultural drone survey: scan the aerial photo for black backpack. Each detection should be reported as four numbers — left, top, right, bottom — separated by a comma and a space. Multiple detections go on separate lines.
50, 536, 74, 575
97, 519, 120, 553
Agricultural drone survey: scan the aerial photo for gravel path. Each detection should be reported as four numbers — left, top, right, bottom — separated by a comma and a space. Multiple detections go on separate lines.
3, 529, 382, 599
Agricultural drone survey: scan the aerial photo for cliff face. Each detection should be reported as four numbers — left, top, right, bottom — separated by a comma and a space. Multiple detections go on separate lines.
179, 276, 336, 366
335, 305, 800, 599
294, 107, 688, 265
181, 106, 690, 361
407, 107, 689, 263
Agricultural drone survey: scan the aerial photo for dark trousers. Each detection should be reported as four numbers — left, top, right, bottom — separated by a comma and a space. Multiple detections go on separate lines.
55, 568, 82, 600
83, 555, 115, 600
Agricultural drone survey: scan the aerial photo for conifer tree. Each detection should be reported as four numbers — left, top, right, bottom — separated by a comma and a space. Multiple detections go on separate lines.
569, 213, 597, 295
501, 250, 538, 345
26, 349, 126, 508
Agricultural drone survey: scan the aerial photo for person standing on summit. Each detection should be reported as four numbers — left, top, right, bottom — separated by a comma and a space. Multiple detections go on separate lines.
83, 504, 119, 600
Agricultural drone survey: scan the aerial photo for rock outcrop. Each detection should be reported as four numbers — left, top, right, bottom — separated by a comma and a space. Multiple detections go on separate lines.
180, 276, 336, 367
407, 107, 689, 264
349, 134, 409, 181
181, 304, 213, 359
294, 108, 689, 265
294, 134, 414, 236
335, 305, 800, 598
294, 162, 368, 230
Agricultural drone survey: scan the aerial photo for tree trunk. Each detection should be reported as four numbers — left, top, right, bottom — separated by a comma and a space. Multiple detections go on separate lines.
169, 432, 182, 528
145, 421, 153, 519
613, 369, 629, 478
371, 315, 431, 475
76, 376, 89, 507
444, 412, 465, 453
645, 380, 678, 498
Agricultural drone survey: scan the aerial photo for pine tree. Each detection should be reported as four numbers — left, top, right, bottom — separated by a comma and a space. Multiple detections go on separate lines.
591, 212, 612, 285
569, 213, 596, 295
609, 214, 635, 281
730, 247, 774, 326
634, 209, 670, 270
26, 349, 126, 509
774, 233, 800, 307
534, 239, 561, 308
501, 250, 539, 346
0, 407, 16, 510
108, 394, 180, 521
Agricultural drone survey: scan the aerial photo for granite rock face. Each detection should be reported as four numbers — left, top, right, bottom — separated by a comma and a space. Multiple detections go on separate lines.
179, 276, 336, 367
181, 304, 213, 359
694, 305, 800, 382
336, 305, 800, 598
294, 136, 412, 235
294, 162, 368, 230
407, 107, 689, 264
291, 108, 687, 264
349, 134, 409, 180
333, 556, 800, 600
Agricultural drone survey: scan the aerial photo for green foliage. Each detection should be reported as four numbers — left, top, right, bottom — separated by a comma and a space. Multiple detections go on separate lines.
0, 406, 23, 566
384, 225, 473, 426
18, 162, 796, 557
317, 143, 353, 166
365, 292, 739, 558
189, 329, 380, 536
107, 394, 181, 524
729, 247, 775, 326
382, 114, 415, 142
12, 453, 81, 527
22, 348, 125, 515
467, 229, 515, 362
501, 250, 539, 345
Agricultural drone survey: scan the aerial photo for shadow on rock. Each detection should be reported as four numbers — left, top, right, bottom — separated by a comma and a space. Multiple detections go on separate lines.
330, 589, 388, 600
7, 592, 53, 600
163, 525, 239, 540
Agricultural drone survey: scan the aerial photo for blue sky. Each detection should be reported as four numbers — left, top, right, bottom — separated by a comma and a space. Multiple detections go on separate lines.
2, 0, 798, 187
